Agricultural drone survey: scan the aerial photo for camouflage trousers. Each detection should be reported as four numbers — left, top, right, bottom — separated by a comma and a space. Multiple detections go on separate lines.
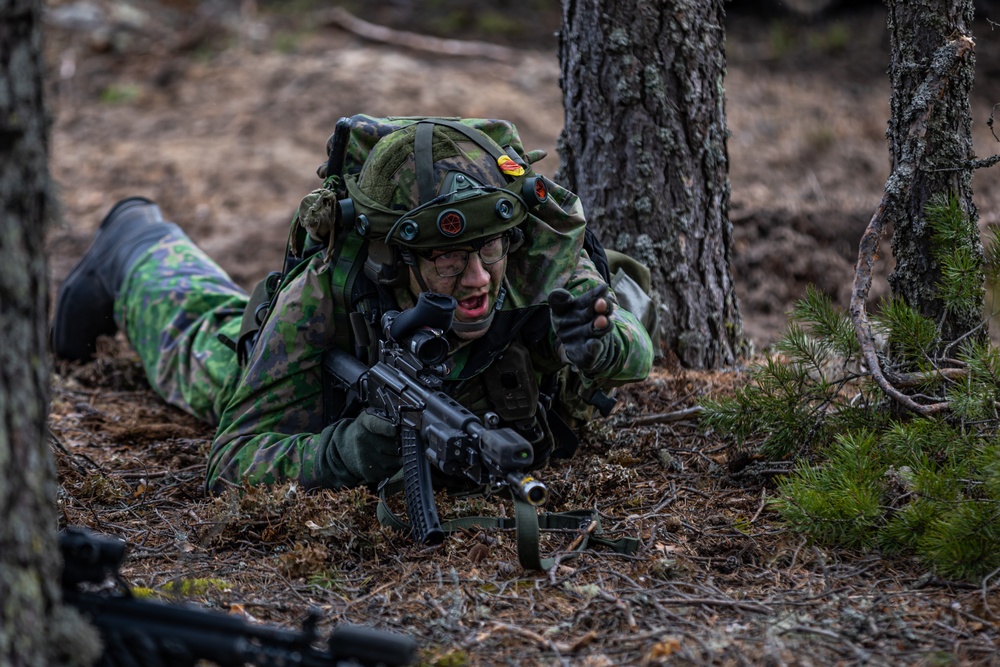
114, 236, 247, 425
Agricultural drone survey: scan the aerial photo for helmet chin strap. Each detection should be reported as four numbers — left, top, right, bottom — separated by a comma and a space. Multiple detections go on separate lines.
450, 310, 495, 336
407, 258, 433, 294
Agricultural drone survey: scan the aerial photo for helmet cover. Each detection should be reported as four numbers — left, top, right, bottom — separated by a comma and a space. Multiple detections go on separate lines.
345, 123, 531, 249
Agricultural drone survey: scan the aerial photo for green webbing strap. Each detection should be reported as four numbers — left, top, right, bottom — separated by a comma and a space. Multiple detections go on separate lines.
423, 119, 508, 162
375, 472, 641, 571
413, 119, 512, 204
330, 232, 366, 352
235, 272, 278, 366
511, 498, 642, 570
414, 122, 436, 205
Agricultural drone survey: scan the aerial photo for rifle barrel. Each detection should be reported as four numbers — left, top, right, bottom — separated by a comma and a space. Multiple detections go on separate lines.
507, 471, 548, 506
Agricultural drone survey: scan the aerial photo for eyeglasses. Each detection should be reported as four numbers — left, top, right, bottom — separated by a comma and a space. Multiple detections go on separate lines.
419, 234, 510, 278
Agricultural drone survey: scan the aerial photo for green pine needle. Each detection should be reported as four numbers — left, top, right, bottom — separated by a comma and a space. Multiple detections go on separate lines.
872, 297, 939, 370
700, 195, 1000, 580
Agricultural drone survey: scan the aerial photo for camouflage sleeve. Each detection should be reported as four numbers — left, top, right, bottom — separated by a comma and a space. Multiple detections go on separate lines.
503, 173, 654, 386
205, 254, 375, 493
549, 249, 654, 386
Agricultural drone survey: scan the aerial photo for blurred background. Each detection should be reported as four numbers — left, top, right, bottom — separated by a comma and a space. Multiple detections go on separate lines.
42, 0, 1000, 349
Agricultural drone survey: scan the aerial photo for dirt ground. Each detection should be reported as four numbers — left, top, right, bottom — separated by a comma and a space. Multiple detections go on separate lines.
44, 1, 1000, 665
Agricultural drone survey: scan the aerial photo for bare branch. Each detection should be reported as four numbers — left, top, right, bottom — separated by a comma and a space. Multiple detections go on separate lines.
626, 406, 705, 427
850, 35, 976, 415
890, 367, 968, 388
316, 8, 520, 63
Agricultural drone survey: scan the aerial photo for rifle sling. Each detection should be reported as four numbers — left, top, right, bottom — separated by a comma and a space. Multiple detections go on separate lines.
375, 472, 640, 571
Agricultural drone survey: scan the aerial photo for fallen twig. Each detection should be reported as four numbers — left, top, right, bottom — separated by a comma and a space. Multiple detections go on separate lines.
981, 565, 1000, 621
49, 431, 106, 474
317, 8, 519, 63
654, 597, 771, 615
627, 406, 705, 427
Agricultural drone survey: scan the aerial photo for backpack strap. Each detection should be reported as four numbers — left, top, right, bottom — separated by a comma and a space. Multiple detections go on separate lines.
234, 272, 282, 365
329, 230, 369, 354
414, 122, 437, 205
418, 119, 509, 162
584, 227, 612, 283
321, 228, 381, 424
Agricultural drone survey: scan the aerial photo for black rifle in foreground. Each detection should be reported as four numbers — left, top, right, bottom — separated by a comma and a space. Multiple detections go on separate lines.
60, 526, 416, 667
324, 292, 548, 545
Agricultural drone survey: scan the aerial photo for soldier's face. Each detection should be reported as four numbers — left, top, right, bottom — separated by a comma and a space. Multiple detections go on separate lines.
410, 247, 507, 340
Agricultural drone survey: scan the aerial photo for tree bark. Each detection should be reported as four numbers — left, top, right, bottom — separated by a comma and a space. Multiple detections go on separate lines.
885, 0, 983, 343
0, 0, 61, 664
557, 0, 744, 368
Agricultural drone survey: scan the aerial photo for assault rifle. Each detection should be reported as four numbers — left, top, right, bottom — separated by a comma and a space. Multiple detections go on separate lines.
324, 292, 548, 545
60, 526, 416, 667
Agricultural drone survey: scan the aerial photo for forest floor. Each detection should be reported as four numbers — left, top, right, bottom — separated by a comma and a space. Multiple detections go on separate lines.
44, 1, 1000, 665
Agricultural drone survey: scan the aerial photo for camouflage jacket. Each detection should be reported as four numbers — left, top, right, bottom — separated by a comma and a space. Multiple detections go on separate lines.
205, 179, 654, 492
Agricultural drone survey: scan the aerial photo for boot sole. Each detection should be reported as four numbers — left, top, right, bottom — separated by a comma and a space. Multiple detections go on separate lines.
50, 197, 159, 361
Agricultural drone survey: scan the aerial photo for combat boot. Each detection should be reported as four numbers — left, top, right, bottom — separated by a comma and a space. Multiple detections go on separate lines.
52, 197, 186, 361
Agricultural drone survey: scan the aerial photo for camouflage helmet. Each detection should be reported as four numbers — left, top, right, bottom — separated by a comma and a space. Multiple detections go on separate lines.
343, 121, 541, 250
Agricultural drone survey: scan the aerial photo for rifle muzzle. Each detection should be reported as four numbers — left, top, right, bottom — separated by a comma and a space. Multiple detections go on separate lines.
507, 472, 548, 506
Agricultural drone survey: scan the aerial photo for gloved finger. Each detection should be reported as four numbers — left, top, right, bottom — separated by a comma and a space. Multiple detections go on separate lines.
593, 296, 613, 330
550, 284, 610, 326
358, 409, 398, 438
579, 284, 611, 325
581, 339, 602, 364
547, 287, 575, 315
564, 336, 611, 372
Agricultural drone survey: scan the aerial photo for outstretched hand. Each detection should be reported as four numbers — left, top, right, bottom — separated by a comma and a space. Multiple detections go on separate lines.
548, 284, 616, 375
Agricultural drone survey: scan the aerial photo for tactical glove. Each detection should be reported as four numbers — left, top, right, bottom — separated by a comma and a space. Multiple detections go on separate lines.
548, 283, 616, 376
323, 409, 402, 487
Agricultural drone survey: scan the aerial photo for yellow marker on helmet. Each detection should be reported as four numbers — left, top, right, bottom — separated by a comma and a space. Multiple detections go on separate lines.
497, 154, 525, 177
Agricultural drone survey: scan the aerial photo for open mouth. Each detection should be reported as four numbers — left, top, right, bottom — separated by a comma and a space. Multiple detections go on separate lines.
456, 293, 489, 319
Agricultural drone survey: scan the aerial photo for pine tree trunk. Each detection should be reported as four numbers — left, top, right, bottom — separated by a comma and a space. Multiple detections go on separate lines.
557, 0, 743, 368
0, 0, 61, 664
886, 0, 983, 343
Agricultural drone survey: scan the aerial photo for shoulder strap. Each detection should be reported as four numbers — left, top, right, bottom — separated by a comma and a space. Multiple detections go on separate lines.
418, 119, 508, 162
583, 227, 611, 283
330, 230, 369, 354
323, 229, 381, 424
375, 473, 640, 571
234, 272, 282, 365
